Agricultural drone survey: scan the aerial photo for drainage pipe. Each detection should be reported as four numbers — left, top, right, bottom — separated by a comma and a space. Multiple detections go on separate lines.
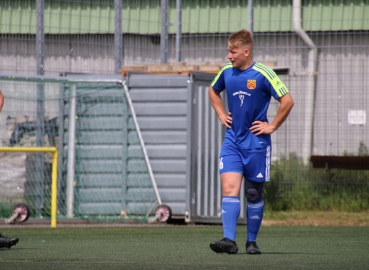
293, 0, 317, 164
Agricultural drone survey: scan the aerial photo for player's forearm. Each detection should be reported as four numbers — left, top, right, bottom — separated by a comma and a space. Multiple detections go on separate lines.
208, 86, 227, 119
0, 90, 4, 112
270, 94, 294, 131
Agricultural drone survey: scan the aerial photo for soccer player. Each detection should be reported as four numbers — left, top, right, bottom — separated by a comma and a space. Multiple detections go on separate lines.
0, 91, 20, 249
208, 30, 294, 254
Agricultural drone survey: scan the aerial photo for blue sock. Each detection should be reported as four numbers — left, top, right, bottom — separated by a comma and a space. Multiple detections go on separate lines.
246, 200, 264, 243
222, 196, 240, 241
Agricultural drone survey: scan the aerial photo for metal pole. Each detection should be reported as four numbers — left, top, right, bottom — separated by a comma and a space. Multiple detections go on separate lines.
36, 0, 45, 217
36, 0, 44, 76
160, 0, 169, 63
122, 82, 162, 206
248, 0, 254, 34
121, 84, 128, 215
51, 149, 58, 228
58, 83, 65, 215
175, 0, 182, 62
114, 0, 123, 74
66, 84, 77, 217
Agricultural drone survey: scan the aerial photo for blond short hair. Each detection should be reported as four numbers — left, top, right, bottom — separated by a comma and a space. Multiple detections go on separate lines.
228, 29, 253, 50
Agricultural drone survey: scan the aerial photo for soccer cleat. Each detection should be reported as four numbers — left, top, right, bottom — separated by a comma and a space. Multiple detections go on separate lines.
246, 241, 261, 254
210, 238, 239, 254
0, 234, 19, 249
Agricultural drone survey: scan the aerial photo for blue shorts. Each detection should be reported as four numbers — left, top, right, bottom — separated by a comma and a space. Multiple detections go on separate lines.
219, 139, 271, 182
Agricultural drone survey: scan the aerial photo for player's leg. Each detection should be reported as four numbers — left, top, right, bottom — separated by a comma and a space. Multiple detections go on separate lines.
245, 180, 264, 254
210, 172, 243, 254
221, 172, 243, 241
0, 233, 19, 249
210, 149, 243, 254
241, 146, 270, 254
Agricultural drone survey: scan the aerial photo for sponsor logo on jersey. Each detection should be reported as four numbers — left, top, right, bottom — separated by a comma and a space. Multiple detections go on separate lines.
233, 91, 251, 107
247, 79, 256, 90
239, 95, 244, 106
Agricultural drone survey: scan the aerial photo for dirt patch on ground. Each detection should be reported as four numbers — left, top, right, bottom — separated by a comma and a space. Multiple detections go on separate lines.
1, 212, 368, 227
262, 211, 369, 226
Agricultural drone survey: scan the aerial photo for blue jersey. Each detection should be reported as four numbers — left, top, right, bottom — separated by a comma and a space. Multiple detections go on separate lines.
211, 62, 289, 149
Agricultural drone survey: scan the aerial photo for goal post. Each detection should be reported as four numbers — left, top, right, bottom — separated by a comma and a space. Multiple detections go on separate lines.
0, 147, 58, 228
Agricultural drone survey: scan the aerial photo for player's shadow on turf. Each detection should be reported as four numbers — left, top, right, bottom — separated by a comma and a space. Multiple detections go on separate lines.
0, 248, 31, 252
241, 252, 318, 255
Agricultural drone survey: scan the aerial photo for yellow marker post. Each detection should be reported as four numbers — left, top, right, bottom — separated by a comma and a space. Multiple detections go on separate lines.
0, 147, 58, 228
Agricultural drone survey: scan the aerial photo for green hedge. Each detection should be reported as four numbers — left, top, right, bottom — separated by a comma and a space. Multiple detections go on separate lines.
265, 151, 369, 212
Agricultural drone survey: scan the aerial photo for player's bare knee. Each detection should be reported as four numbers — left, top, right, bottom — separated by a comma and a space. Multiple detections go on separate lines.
221, 179, 242, 196
222, 185, 239, 196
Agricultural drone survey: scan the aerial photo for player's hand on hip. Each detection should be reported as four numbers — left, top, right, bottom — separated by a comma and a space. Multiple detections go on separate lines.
219, 112, 232, 128
250, 120, 275, 135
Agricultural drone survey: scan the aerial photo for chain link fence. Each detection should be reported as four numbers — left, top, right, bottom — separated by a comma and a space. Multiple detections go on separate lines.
0, 1, 368, 214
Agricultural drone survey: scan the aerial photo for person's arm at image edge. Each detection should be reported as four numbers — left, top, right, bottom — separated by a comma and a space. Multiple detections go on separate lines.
0, 90, 4, 113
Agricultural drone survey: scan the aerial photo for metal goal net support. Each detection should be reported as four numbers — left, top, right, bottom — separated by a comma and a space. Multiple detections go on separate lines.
0, 75, 160, 224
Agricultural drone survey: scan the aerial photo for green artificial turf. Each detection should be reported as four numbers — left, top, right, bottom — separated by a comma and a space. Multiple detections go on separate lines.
0, 225, 368, 269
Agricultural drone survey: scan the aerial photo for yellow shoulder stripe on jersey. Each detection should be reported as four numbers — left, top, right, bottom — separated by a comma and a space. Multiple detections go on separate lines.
253, 62, 289, 97
211, 63, 233, 86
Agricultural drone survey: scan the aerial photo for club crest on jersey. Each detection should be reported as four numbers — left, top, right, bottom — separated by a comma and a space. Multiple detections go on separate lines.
247, 80, 256, 90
